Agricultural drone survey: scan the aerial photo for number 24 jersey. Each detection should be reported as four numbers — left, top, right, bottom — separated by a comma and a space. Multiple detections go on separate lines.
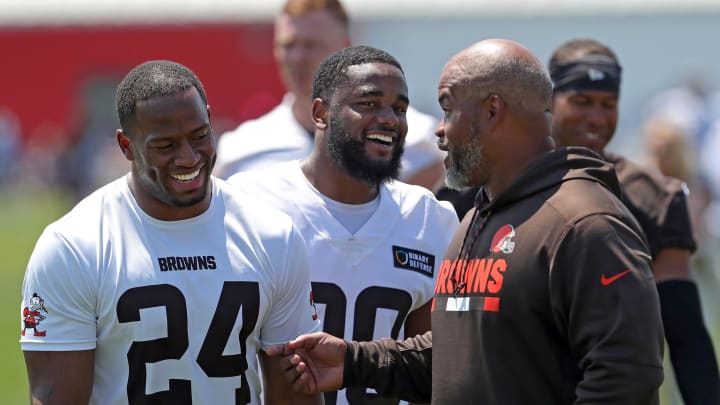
20, 177, 321, 404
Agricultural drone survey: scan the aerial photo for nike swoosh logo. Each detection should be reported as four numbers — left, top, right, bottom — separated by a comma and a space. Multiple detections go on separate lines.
601, 269, 633, 286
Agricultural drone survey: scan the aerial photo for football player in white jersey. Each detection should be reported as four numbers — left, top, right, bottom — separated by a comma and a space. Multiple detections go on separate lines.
20, 60, 322, 405
214, 0, 446, 192
229, 46, 458, 405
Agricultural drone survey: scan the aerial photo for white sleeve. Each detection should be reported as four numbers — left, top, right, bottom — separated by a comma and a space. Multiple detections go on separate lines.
259, 225, 321, 348
20, 228, 97, 351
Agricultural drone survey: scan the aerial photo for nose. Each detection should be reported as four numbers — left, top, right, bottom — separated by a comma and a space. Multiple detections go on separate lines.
284, 44, 310, 64
434, 120, 445, 139
584, 105, 609, 130
175, 139, 201, 167
376, 106, 401, 129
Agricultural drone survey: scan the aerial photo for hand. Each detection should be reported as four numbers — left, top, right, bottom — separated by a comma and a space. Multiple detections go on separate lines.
265, 332, 347, 394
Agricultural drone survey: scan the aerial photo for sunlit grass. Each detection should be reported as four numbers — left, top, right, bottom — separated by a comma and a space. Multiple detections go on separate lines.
0, 188, 70, 404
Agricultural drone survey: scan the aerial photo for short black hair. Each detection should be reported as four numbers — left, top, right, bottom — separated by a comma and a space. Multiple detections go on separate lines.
116, 60, 208, 134
548, 38, 619, 70
311, 45, 404, 102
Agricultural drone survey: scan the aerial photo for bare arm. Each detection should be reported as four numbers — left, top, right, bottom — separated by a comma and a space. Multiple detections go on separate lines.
652, 247, 691, 281
259, 349, 324, 405
24, 350, 94, 404
404, 301, 431, 339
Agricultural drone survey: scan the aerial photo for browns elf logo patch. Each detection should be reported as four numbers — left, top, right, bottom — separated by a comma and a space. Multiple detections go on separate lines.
392, 245, 435, 277
22, 293, 48, 337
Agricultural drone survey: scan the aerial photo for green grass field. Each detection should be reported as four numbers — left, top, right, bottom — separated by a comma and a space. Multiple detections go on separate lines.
0, 188, 70, 404
1, 187, 718, 404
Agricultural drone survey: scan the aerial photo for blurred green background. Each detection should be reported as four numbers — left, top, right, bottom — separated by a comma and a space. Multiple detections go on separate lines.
1, 188, 70, 404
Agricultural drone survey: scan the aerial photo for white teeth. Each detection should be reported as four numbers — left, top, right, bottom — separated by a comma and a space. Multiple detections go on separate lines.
584, 133, 602, 141
367, 133, 393, 144
172, 169, 200, 182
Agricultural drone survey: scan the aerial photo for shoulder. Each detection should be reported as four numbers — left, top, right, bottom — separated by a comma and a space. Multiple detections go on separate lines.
226, 161, 300, 194
607, 153, 684, 197
216, 177, 296, 234
607, 153, 689, 224
385, 180, 458, 222
27, 178, 129, 272
47, 178, 127, 238
218, 102, 294, 148
545, 173, 634, 228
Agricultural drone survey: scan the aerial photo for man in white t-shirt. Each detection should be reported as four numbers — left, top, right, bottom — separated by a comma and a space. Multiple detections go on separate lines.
215, 0, 445, 191
229, 45, 458, 405
20, 60, 322, 405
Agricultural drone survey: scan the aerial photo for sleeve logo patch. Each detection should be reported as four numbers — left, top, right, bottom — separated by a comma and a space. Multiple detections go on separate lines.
392, 245, 435, 277
22, 293, 48, 337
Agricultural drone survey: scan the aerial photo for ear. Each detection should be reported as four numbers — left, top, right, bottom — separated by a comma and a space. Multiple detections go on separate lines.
311, 98, 329, 130
485, 94, 506, 127
117, 129, 134, 161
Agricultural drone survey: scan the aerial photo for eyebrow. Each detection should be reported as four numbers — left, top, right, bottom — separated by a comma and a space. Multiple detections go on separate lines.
357, 89, 409, 105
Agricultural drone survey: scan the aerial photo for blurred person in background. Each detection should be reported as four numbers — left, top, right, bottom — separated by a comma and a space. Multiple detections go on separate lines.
214, 0, 445, 191
642, 116, 720, 351
229, 45, 458, 405
0, 106, 22, 186
549, 38, 720, 404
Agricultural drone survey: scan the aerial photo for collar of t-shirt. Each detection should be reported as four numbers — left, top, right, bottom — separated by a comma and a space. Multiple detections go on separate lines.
313, 188, 381, 235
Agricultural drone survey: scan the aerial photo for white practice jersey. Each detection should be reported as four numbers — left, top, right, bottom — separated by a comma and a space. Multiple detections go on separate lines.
214, 93, 445, 182
229, 161, 458, 405
20, 176, 321, 405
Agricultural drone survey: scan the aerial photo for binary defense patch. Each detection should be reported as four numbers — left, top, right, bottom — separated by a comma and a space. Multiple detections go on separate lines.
392, 245, 435, 277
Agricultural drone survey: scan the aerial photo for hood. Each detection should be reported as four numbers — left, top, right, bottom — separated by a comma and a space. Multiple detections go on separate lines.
480, 146, 621, 212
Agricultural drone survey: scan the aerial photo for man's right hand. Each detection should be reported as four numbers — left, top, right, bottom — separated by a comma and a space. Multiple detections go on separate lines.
265, 332, 347, 394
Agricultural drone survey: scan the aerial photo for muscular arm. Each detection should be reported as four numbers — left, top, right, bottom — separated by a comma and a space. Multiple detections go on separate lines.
24, 350, 94, 404
259, 350, 323, 405
653, 247, 720, 404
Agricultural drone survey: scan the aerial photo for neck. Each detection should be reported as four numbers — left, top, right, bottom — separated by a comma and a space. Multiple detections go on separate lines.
486, 135, 553, 199
301, 154, 380, 204
127, 174, 212, 221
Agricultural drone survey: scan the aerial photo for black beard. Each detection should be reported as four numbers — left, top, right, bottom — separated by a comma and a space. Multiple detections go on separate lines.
327, 116, 403, 185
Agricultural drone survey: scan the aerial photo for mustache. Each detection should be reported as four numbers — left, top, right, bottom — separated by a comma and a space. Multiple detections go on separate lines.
437, 138, 449, 151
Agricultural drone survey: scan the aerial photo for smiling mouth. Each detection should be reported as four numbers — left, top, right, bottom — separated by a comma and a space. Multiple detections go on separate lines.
171, 169, 200, 182
366, 133, 394, 146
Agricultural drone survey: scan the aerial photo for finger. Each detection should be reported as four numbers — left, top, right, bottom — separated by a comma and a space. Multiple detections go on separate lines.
281, 355, 304, 384
264, 343, 286, 357
287, 332, 321, 349
292, 363, 316, 394
278, 352, 301, 371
